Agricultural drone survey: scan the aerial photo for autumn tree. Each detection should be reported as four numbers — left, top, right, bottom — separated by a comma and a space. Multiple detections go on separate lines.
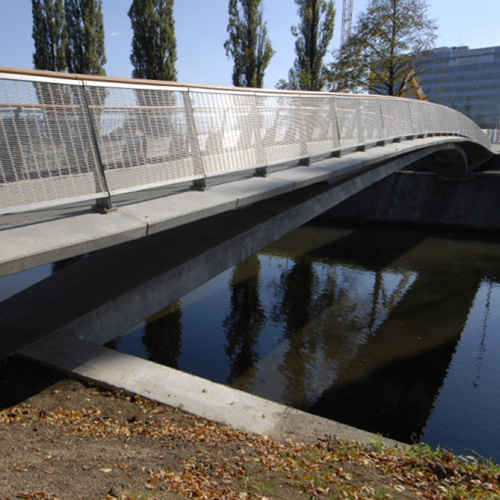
128, 0, 177, 81
328, 0, 437, 95
224, 0, 275, 88
65, 0, 106, 75
32, 0, 68, 72
278, 0, 335, 91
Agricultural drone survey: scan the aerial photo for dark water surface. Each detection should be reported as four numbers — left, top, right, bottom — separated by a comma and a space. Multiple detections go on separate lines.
111, 223, 500, 462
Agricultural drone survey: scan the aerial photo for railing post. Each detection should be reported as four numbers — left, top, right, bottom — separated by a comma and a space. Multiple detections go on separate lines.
377, 100, 388, 147
297, 95, 310, 166
353, 98, 366, 151
330, 96, 342, 157
253, 92, 268, 177
183, 91, 207, 191
81, 83, 116, 213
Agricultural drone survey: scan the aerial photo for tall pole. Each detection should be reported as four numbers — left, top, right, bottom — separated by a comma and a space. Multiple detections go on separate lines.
340, 0, 353, 49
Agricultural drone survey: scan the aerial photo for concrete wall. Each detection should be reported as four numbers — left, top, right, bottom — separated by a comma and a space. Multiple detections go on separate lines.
321, 172, 500, 232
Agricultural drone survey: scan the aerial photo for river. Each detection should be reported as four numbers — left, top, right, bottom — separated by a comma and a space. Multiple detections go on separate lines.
1, 221, 499, 461
112, 222, 500, 462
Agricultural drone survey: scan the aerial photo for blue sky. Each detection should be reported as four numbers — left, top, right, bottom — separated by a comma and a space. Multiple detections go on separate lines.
0, 0, 498, 88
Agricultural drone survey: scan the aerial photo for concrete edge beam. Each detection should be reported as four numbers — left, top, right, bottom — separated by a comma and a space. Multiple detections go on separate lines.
208, 176, 296, 210
0, 212, 148, 278
19, 333, 406, 449
119, 189, 240, 236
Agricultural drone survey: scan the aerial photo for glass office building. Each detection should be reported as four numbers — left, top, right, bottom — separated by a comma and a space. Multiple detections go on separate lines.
417, 45, 500, 130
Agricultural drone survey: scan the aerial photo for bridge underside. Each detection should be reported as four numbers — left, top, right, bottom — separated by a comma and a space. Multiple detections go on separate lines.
0, 136, 490, 280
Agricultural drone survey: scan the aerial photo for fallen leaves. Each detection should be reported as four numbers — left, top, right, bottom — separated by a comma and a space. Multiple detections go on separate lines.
2, 386, 500, 500
12, 464, 28, 472
16, 492, 57, 499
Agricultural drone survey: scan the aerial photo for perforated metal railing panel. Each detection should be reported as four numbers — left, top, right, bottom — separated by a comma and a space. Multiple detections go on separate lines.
0, 69, 493, 214
84, 82, 204, 195
0, 74, 107, 212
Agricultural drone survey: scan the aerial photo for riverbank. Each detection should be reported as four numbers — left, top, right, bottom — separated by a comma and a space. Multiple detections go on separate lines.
321, 171, 500, 232
1, 357, 499, 500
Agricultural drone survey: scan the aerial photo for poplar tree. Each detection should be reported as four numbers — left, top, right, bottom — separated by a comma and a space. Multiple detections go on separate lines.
224, 0, 275, 88
278, 0, 335, 91
328, 0, 437, 95
128, 0, 177, 81
32, 0, 68, 72
65, 0, 107, 75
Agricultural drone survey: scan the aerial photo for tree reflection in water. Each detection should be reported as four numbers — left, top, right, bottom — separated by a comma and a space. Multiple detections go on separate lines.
142, 301, 183, 368
273, 256, 318, 409
223, 255, 266, 388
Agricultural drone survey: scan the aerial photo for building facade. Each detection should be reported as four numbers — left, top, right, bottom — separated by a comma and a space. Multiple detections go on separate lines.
416, 45, 500, 130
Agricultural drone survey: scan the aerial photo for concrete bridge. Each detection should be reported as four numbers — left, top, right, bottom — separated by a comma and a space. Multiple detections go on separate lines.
0, 67, 497, 443
0, 67, 496, 279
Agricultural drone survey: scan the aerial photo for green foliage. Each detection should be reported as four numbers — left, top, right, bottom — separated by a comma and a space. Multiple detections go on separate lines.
32, 0, 68, 71
282, 0, 335, 91
327, 0, 437, 95
65, 0, 106, 75
367, 435, 387, 452
224, 0, 275, 88
128, 0, 177, 81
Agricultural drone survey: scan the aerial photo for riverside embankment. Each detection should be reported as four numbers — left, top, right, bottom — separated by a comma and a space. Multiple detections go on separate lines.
321, 171, 500, 232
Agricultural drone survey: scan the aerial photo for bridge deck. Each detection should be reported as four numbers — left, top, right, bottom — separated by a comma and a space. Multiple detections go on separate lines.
0, 136, 472, 278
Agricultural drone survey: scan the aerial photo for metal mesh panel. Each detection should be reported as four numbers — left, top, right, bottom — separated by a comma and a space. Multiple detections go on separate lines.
398, 100, 413, 137
188, 90, 263, 176
257, 94, 304, 165
408, 101, 426, 136
335, 97, 364, 148
379, 99, 401, 139
380, 98, 414, 139
84, 83, 202, 194
300, 95, 336, 156
0, 76, 106, 213
359, 97, 384, 144
422, 102, 441, 135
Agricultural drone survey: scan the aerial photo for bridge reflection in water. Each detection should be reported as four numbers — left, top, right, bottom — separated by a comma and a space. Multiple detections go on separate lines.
111, 223, 500, 461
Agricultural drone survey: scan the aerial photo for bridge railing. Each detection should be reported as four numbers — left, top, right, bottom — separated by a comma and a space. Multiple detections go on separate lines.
0, 67, 492, 215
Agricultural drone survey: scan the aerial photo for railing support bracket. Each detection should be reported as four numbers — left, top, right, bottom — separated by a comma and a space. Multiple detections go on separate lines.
191, 178, 209, 191
92, 198, 117, 214
254, 166, 268, 177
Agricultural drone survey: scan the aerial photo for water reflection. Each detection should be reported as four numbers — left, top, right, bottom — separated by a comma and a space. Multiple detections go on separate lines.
223, 255, 265, 387
275, 257, 317, 409
143, 301, 183, 369
113, 223, 500, 460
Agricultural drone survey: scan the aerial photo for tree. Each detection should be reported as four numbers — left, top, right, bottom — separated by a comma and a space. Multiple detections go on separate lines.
128, 0, 177, 81
65, 0, 106, 75
328, 0, 437, 95
278, 0, 335, 91
32, 0, 68, 72
224, 0, 275, 88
